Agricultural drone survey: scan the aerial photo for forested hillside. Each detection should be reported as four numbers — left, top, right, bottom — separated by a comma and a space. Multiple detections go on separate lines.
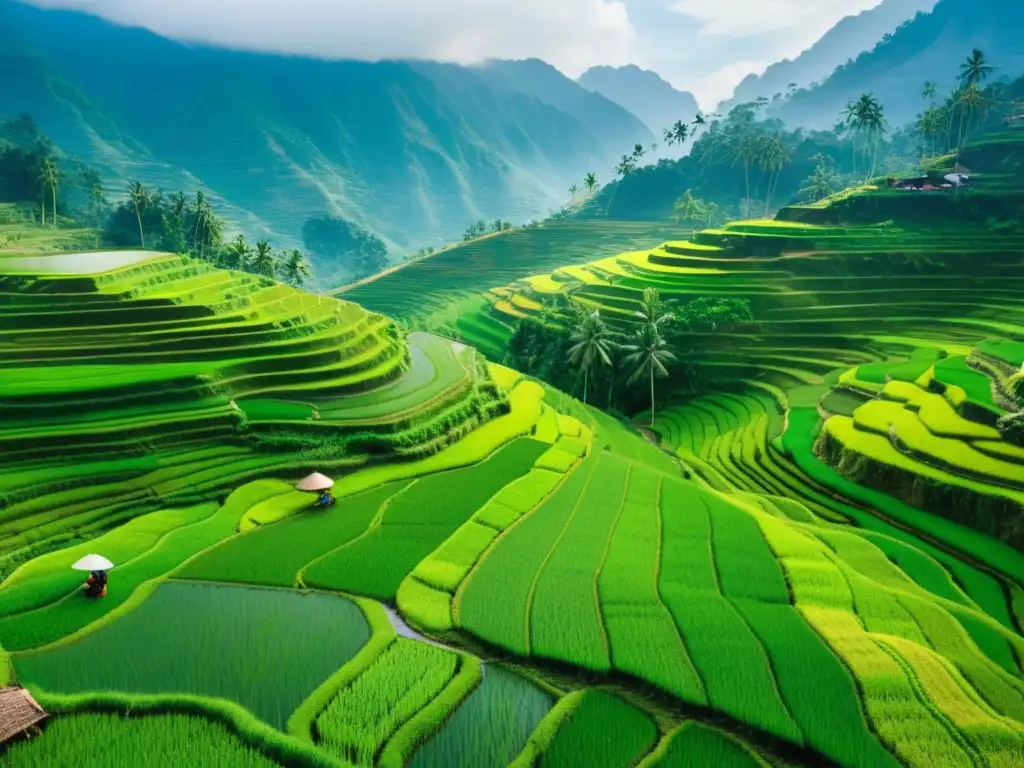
0, 0, 648, 251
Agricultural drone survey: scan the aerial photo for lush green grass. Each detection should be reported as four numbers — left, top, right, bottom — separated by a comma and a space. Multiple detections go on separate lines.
302, 438, 548, 599
316, 638, 459, 765
539, 690, 658, 768
408, 665, 553, 768
14, 582, 371, 729
0, 712, 280, 767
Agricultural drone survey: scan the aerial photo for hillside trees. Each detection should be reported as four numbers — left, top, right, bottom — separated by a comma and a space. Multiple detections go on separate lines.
302, 215, 388, 280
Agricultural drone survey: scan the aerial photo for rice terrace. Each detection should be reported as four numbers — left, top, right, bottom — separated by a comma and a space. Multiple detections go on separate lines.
2, 0, 1024, 766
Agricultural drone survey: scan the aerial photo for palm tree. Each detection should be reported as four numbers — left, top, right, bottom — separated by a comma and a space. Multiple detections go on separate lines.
664, 120, 689, 146
635, 287, 674, 329
223, 234, 251, 270
192, 190, 207, 256
672, 190, 705, 225
758, 135, 790, 216
567, 310, 614, 404
918, 107, 944, 158
36, 157, 58, 227
957, 84, 985, 147
799, 165, 837, 202
41, 157, 59, 226
280, 249, 313, 287
849, 94, 884, 180
692, 113, 706, 127
569, 184, 579, 198
615, 154, 637, 177
584, 172, 598, 196
959, 48, 993, 88
730, 129, 759, 218
253, 240, 276, 277
922, 81, 938, 105
622, 323, 676, 427
841, 100, 860, 176
632, 143, 646, 162
128, 181, 148, 248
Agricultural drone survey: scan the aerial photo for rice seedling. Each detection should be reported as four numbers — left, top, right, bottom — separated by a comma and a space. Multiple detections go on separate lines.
458, 451, 599, 655
530, 453, 629, 671
316, 638, 459, 765
897, 593, 1024, 722
408, 665, 553, 768
539, 689, 657, 768
706, 496, 789, 603
14, 582, 371, 729
649, 721, 765, 768
731, 598, 900, 767
600, 466, 706, 704
0, 482, 289, 651
0, 712, 280, 768
301, 438, 547, 600
179, 483, 406, 587
0, 503, 217, 617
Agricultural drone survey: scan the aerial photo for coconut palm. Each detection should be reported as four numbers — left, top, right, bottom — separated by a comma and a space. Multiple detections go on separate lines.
957, 84, 985, 147
223, 234, 251, 271
584, 172, 598, 195
280, 249, 313, 287
253, 240, 276, 277
192, 190, 207, 256
663, 120, 689, 146
672, 190, 705, 225
128, 181, 148, 248
635, 287, 674, 329
567, 310, 615, 404
849, 94, 885, 180
922, 81, 938, 105
730, 129, 759, 218
569, 184, 579, 198
959, 48, 993, 88
799, 165, 837, 202
918, 107, 944, 158
632, 143, 646, 162
36, 157, 58, 227
758, 135, 790, 216
622, 323, 676, 427
841, 101, 860, 176
615, 154, 637, 177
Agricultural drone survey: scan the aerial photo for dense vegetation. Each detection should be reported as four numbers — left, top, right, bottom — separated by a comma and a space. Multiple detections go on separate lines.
3, 22, 1024, 768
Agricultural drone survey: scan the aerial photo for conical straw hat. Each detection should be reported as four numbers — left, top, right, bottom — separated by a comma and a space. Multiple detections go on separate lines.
72, 554, 114, 571
296, 472, 334, 491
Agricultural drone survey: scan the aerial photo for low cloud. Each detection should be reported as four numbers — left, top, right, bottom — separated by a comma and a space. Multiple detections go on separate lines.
668, 0, 883, 41
26, 0, 638, 76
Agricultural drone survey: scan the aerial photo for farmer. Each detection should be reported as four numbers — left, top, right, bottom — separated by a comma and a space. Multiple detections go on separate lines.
84, 569, 108, 598
317, 490, 335, 507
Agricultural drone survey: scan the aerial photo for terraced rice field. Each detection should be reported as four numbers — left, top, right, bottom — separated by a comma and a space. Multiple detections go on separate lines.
4, 135, 1024, 768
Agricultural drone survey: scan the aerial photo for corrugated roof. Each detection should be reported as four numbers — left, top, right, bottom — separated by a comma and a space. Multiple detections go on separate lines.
0, 687, 47, 743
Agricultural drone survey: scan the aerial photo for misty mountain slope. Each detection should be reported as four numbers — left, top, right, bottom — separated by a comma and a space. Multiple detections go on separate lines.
577, 65, 700, 149
773, 0, 1024, 129
0, 0, 636, 249
725, 0, 937, 109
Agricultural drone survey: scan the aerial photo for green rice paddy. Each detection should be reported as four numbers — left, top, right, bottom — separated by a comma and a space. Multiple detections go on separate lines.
4, 142, 1024, 768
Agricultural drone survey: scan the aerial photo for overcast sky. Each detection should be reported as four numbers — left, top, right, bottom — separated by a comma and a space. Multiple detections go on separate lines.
26, 0, 888, 107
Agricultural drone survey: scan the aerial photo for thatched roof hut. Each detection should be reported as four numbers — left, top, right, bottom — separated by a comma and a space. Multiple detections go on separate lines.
0, 687, 47, 743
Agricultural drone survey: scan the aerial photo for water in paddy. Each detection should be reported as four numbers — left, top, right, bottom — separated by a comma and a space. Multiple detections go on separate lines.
14, 581, 370, 728
0, 250, 164, 274
409, 665, 553, 768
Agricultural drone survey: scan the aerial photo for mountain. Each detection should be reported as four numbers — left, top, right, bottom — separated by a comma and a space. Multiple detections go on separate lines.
577, 65, 700, 150
724, 0, 938, 110
0, 0, 644, 252
772, 0, 1024, 130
